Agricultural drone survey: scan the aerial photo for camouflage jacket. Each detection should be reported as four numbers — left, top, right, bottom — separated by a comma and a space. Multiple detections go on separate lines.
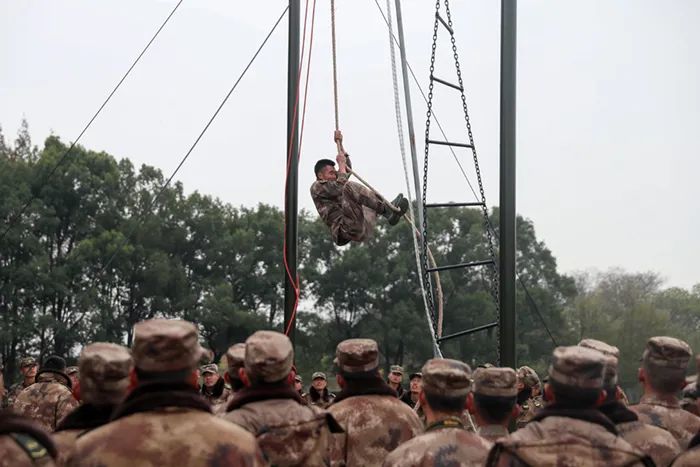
0, 411, 58, 467
631, 394, 700, 449
328, 392, 423, 466
13, 371, 78, 432
68, 382, 265, 467
304, 387, 336, 410
672, 443, 700, 466
601, 400, 681, 467
52, 403, 115, 465
486, 407, 653, 467
310, 172, 350, 230
477, 424, 510, 443
515, 396, 543, 429
224, 385, 339, 466
200, 378, 231, 411
383, 417, 492, 467
4, 381, 33, 408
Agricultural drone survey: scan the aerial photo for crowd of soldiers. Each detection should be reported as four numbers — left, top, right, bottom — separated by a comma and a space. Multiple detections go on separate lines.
2, 318, 700, 466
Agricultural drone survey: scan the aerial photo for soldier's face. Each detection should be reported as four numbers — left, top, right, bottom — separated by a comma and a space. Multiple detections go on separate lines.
409, 377, 422, 393
312, 378, 327, 391
294, 381, 303, 391
203, 372, 219, 387
317, 165, 337, 181
21, 364, 37, 379
389, 372, 403, 384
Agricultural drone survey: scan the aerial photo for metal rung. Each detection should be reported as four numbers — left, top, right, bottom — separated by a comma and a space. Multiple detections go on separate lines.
436, 13, 454, 35
437, 322, 498, 343
426, 202, 484, 208
430, 75, 462, 92
427, 259, 494, 273
427, 139, 473, 149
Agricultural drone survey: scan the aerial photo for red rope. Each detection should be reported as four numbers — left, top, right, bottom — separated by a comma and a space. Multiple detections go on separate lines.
283, 0, 316, 336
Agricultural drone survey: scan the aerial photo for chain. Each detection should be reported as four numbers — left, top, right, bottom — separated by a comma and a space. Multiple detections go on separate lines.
421, 0, 442, 347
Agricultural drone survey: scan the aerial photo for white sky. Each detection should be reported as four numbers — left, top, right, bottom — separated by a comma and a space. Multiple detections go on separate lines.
2, 0, 698, 289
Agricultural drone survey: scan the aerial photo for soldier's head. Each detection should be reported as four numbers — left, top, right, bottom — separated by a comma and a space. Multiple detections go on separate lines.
200, 364, 220, 388
334, 339, 382, 387
240, 331, 294, 388
468, 367, 519, 426
224, 343, 246, 392
19, 356, 38, 379
544, 346, 607, 410
311, 372, 327, 391
294, 374, 303, 392
516, 365, 540, 403
419, 359, 471, 422
409, 372, 423, 394
66, 366, 79, 388
388, 365, 404, 385
639, 336, 691, 395
131, 319, 207, 388
579, 338, 622, 402
79, 343, 133, 406
314, 159, 337, 181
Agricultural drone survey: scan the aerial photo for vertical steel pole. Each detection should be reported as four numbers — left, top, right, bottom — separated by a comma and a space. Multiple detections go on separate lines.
394, 0, 424, 233
499, 0, 517, 369
284, 0, 300, 345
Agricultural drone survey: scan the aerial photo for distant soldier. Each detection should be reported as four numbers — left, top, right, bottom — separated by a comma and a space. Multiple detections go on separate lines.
383, 359, 492, 467
65, 367, 79, 391
199, 363, 231, 411
631, 336, 700, 449
5, 357, 38, 408
52, 343, 133, 465
304, 372, 335, 409
294, 375, 306, 399
400, 372, 422, 409
13, 356, 78, 432
514, 366, 543, 429
213, 343, 246, 416
311, 131, 408, 246
224, 330, 341, 466
579, 338, 681, 466
328, 339, 422, 466
0, 410, 58, 466
68, 319, 265, 467
487, 346, 653, 467
469, 367, 519, 443
672, 431, 700, 466
387, 365, 405, 399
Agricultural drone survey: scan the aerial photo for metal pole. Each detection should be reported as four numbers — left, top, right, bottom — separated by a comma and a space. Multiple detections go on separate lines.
284, 0, 300, 345
394, 0, 424, 238
499, 0, 517, 369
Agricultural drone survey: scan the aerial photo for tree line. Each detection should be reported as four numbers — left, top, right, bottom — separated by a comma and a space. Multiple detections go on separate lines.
1, 121, 698, 397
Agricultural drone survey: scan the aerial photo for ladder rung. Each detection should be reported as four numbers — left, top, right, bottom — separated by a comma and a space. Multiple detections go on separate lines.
427, 139, 473, 149
427, 259, 494, 273
437, 322, 498, 343
430, 75, 462, 92
426, 202, 484, 208
436, 13, 454, 35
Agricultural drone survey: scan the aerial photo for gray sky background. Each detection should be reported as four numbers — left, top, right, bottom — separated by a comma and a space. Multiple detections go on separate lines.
2, 0, 698, 289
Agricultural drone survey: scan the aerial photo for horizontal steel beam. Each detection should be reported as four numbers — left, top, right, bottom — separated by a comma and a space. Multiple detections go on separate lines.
426, 202, 485, 208
427, 139, 473, 149
427, 259, 494, 273
430, 75, 462, 91
437, 321, 499, 343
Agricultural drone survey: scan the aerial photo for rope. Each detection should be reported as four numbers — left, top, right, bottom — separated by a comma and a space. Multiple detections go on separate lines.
330, 0, 340, 133
0, 0, 185, 243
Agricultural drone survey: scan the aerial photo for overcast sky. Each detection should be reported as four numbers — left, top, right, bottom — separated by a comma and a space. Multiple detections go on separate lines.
2, 0, 698, 289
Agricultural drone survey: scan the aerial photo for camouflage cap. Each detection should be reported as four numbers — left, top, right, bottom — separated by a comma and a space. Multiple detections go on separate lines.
244, 330, 294, 383
409, 372, 423, 380
335, 339, 379, 373
19, 356, 37, 368
421, 358, 472, 397
200, 363, 219, 375
79, 342, 133, 406
132, 319, 206, 372
548, 345, 606, 389
66, 366, 79, 376
473, 367, 518, 397
294, 374, 303, 383
390, 365, 404, 374
579, 338, 620, 359
225, 343, 246, 379
642, 336, 692, 369
312, 371, 326, 380
517, 366, 541, 388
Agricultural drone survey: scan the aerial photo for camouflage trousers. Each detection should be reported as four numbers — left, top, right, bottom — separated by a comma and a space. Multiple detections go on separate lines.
332, 181, 385, 245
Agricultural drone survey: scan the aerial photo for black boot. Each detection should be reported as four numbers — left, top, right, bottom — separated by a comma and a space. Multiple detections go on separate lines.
385, 194, 408, 226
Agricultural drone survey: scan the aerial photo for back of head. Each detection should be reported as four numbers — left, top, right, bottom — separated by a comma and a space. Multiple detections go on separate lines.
548, 345, 606, 409
421, 358, 472, 413
642, 336, 691, 394
517, 365, 540, 390
335, 338, 380, 379
579, 338, 620, 392
42, 355, 67, 373
473, 367, 517, 423
79, 343, 133, 406
244, 330, 293, 385
132, 318, 205, 380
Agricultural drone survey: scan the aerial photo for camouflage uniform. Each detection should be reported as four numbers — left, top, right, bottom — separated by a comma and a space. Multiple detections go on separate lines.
0, 411, 58, 466
304, 372, 336, 409
310, 172, 388, 245
580, 337, 682, 466
225, 330, 340, 466
473, 367, 518, 443
4, 357, 37, 408
328, 339, 423, 466
53, 343, 133, 465
515, 366, 542, 429
672, 433, 700, 466
214, 343, 245, 417
199, 364, 231, 413
13, 358, 79, 432
384, 359, 492, 467
630, 336, 700, 449
487, 346, 652, 467
68, 319, 265, 467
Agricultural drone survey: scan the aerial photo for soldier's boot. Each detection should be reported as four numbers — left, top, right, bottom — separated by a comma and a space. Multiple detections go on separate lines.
384, 194, 409, 226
